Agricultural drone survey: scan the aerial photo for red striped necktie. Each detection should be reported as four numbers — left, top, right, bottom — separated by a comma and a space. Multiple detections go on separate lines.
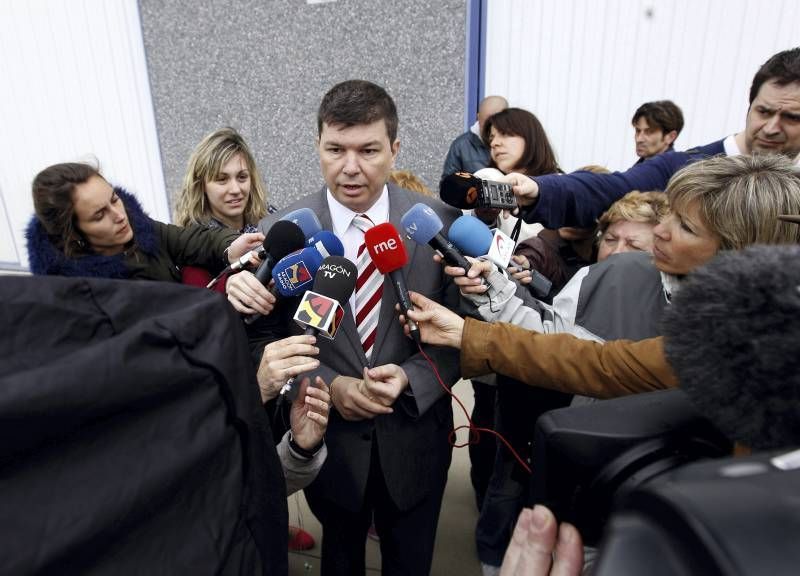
352, 214, 383, 361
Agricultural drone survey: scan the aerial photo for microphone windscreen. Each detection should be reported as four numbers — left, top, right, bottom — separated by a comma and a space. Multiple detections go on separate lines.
306, 230, 344, 258
271, 247, 323, 297
313, 255, 357, 306
662, 244, 800, 451
365, 222, 408, 274
440, 172, 481, 209
280, 207, 323, 239
264, 220, 306, 261
448, 214, 494, 257
400, 203, 444, 245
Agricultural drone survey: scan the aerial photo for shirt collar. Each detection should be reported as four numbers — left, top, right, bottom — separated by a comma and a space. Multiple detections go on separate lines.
326, 184, 390, 236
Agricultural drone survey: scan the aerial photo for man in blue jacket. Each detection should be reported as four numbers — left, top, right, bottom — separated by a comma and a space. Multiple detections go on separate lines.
507, 47, 800, 229
442, 95, 508, 179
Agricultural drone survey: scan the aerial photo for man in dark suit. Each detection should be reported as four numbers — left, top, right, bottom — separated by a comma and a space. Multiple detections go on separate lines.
228, 80, 463, 576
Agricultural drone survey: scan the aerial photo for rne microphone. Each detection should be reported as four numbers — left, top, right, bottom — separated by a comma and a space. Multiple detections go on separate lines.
281, 207, 323, 239
281, 255, 357, 400
449, 214, 552, 298
440, 171, 517, 211
243, 220, 305, 325
364, 222, 421, 344
400, 203, 472, 271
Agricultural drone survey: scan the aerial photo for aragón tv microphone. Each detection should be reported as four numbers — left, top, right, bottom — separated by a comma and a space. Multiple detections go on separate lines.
400, 203, 472, 271
281, 255, 357, 400
281, 207, 323, 239
440, 171, 517, 211
364, 222, 421, 344
243, 220, 305, 325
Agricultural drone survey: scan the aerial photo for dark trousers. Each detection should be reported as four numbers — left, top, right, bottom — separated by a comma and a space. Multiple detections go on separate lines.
306, 436, 448, 576
469, 379, 497, 511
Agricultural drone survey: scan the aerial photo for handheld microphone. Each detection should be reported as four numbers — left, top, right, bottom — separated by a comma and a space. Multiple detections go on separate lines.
440, 171, 517, 211
364, 222, 421, 344
448, 214, 553, 298
281, 256, 357, 400
305, 230, 345, 258
281, 207, 323, 239
229, 245, 267, 272
271, 247, 324, 297
243, 220, 306, 325
400, 203, 472, 271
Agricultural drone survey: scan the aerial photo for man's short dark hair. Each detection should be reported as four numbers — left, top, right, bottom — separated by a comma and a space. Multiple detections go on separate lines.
631, 100, 684, 135
749, 47, 800, 104
317, 80, 398, 142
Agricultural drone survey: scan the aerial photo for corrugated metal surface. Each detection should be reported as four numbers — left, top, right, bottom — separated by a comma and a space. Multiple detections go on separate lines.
484, 0, 800, 172
0, 0, 167, 271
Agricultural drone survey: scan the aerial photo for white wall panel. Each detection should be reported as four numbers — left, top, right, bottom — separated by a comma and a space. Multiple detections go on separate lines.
484, 0, 800, 173
0, 0, 167, 272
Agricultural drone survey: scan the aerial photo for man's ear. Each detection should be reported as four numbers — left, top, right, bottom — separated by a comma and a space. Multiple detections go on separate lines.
664, 130, 678, 147
391, 139, 400, 166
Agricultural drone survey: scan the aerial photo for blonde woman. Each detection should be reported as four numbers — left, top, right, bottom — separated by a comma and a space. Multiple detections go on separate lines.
595, 190, 669, 261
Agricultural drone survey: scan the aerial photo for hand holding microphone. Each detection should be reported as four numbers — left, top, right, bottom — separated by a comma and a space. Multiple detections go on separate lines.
400, 203, 472, 271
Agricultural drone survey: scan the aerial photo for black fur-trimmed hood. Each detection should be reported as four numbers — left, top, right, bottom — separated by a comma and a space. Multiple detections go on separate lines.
26, 187, 159, 278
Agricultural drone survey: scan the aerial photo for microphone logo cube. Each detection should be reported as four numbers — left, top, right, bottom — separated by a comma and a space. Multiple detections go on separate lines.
294, 290, 344, 339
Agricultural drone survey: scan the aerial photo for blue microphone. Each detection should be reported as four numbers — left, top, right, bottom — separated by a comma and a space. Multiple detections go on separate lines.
306, 230, 344, 258
400, 203, 472, 270
281, 207, 323, 239
448, 215, 494, 257
271, 247, 324, 297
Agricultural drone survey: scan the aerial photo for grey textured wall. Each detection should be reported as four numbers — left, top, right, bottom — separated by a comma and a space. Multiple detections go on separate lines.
138, 0, 467, 212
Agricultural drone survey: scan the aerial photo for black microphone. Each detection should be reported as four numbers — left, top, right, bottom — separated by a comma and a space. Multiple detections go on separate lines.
400, 203, 472, 271
243, 220, 306, 325
662, 244, 800, 451
440, 171, 517, 210
280, 256, 357, 400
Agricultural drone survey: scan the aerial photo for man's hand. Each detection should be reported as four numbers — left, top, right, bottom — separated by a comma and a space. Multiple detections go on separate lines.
290, 376, 330, 451
500, 172, 539, 208
398, 291, 465, 349
256, 335, 320, 403
227, 232, 265, 263
226, 270, 276, 315
500, 506, 584, 576
330, 375, 394, 421
362, 364, 409, 407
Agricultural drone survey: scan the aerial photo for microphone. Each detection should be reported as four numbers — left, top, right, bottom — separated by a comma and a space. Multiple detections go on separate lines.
271, 246, 324, 297
281, 207, 323, 239
662, 244, 800, 451
243, 220, 305, 325
229, 245, 267, 272
305, 230, 345, 258
400, 203, 472, 271
281, 255, 357, 400
364, 222, 421, 344
448, 214, 553, 298
440, 171, 517, 211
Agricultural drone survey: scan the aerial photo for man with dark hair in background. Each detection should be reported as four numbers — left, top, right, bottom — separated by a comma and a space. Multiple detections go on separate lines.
508, 47, 800, 230
631, 100, 684, 163
442, 95, 508, 178
229, 79, 463, 576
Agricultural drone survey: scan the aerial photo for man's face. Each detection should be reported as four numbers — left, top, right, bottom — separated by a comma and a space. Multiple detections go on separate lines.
633, 117, 675, 159
318, 120, 399, 213
744, 80, 800, 159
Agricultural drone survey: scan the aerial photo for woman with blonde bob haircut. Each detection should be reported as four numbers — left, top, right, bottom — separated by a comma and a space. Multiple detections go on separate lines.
175, 127, 269, 232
